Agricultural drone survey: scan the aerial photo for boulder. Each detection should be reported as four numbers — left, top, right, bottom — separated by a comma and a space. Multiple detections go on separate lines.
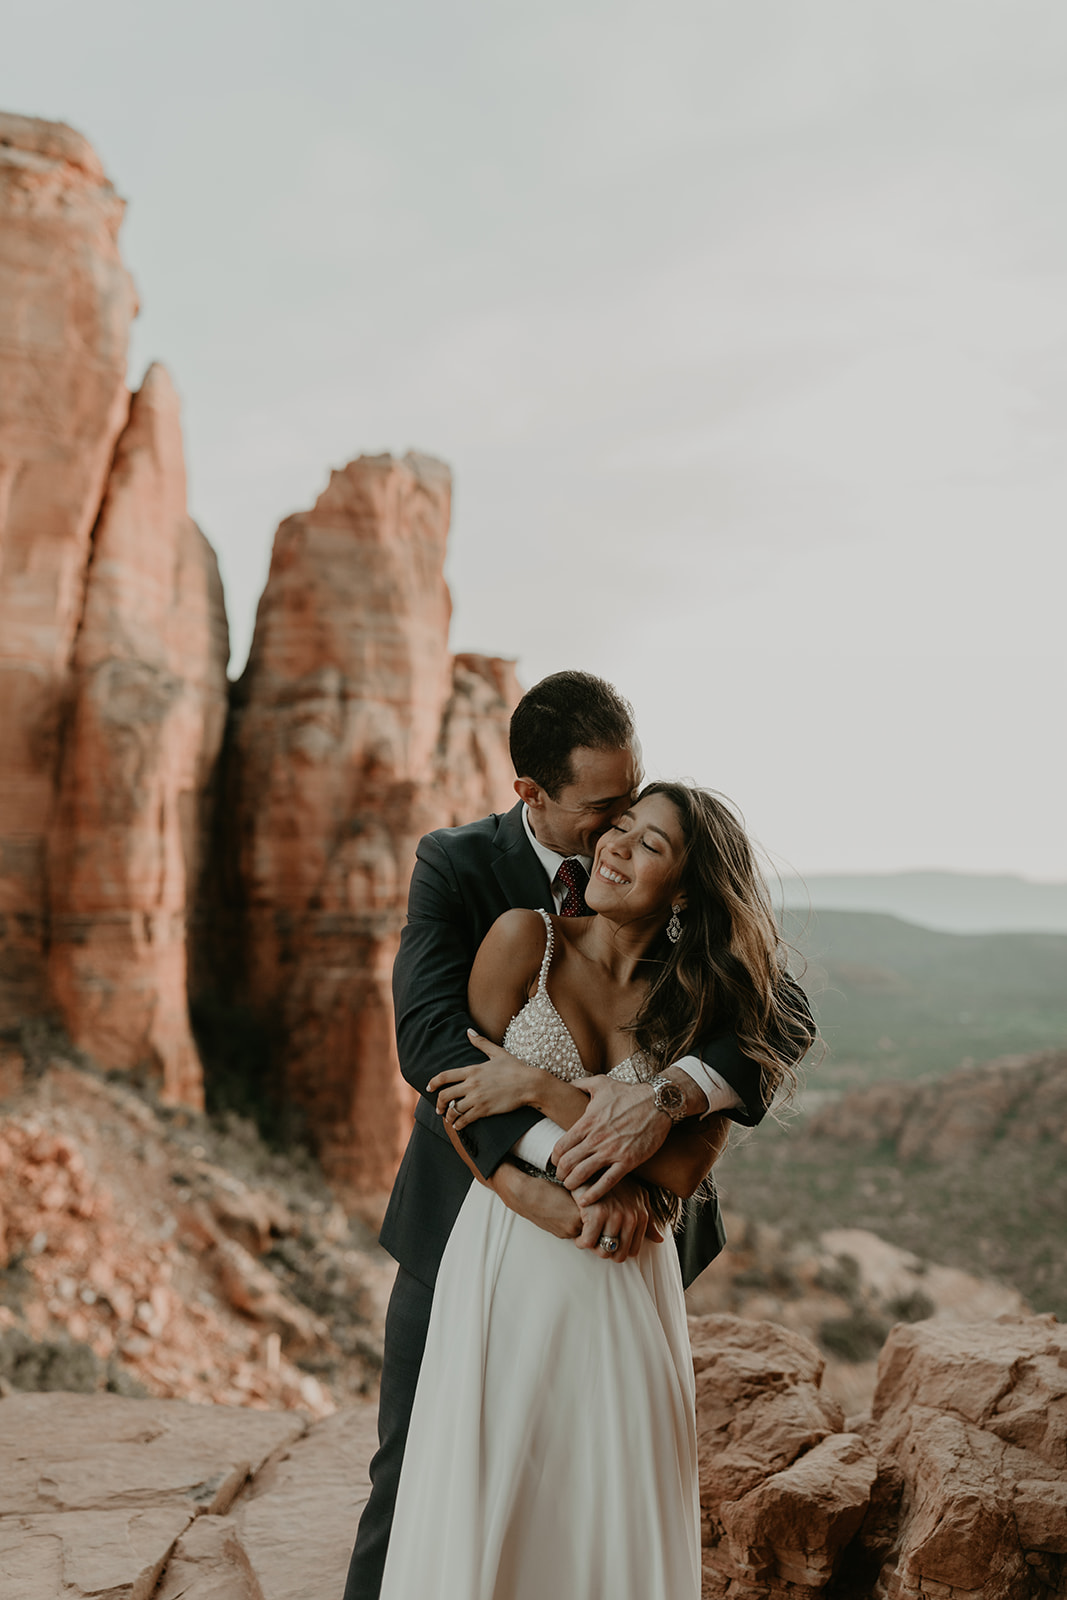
690, 1314, 871, 1597
47, 364, 229, 1106
867, 1315, 1067, 1599
0, 112, 137, 1025
719, 1431, 877, 1593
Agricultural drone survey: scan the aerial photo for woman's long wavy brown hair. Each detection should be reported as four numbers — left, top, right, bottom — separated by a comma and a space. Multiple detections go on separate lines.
630, 782, 815, 1112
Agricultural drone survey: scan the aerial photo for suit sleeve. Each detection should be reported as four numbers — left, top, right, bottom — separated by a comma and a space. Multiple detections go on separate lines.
695, 973, 815, 1127
392, 832, 539, 1179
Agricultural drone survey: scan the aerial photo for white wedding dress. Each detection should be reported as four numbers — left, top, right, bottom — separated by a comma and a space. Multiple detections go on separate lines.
378, 913, 701, 1600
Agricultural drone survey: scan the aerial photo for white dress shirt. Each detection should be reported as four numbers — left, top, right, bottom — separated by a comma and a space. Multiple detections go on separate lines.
511, 807, 740, 1170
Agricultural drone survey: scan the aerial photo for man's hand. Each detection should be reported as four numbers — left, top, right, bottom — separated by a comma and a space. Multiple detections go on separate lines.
552, 1077, 672, 1202
572, 1173, 663, 1262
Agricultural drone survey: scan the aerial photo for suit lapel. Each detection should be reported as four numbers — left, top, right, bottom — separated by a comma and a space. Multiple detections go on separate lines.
491, 802, 554, 912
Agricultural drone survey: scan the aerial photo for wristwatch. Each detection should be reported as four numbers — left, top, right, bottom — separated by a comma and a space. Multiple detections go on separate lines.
648, 1074, 687, 1122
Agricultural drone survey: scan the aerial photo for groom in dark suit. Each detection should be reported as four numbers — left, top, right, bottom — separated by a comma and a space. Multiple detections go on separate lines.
343, 671, 801, 1600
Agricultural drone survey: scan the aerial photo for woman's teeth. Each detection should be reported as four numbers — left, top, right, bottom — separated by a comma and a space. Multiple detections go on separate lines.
598, 865, 629, 884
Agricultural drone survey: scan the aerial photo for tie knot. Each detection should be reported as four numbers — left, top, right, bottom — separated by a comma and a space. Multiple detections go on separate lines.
556, 858, 591, 917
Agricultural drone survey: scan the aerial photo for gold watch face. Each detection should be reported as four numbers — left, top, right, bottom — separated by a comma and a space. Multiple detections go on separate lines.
655, 1080, 686, 1116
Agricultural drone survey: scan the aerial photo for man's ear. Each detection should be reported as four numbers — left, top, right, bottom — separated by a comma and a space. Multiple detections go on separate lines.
514, 776, 543, 809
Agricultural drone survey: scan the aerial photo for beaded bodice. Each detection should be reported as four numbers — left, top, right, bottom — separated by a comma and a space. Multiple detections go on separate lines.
502, 911, 654, 1086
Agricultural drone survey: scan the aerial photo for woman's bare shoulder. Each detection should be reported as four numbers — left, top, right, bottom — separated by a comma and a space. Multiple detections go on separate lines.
481, 907, 552, 962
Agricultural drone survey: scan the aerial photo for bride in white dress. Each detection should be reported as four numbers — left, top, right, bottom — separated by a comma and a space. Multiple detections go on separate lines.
378, 784, 809, 1600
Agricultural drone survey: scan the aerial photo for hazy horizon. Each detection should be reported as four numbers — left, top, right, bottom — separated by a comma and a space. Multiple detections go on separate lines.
5, 0, 1066, 879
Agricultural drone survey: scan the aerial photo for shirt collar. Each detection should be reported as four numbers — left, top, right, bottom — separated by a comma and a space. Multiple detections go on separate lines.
521, 804, 592, 882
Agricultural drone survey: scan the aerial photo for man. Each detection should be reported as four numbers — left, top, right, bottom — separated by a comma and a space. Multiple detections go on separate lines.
343, 671, 796, 1600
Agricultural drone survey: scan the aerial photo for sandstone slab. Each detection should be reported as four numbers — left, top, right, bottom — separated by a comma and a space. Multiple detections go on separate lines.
2, 1315, 1066, 1598
152, 1403, 379, 1600
0, 1390, 305, 1517
0, 1505, 192, 1600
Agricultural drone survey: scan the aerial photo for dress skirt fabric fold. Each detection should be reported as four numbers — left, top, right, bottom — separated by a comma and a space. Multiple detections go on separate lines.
378, 1180, 701, 1600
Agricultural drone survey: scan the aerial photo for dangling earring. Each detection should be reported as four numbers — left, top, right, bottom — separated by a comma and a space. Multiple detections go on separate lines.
666, 905, 683, 945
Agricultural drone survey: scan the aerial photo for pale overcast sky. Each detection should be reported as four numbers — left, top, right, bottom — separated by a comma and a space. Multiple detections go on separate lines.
5, 0, 1066, 878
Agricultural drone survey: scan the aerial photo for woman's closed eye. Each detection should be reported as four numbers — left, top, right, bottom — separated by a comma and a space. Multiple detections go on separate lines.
609, 821, 659, 853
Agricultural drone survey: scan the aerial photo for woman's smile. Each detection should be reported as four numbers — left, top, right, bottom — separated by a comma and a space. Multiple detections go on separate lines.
598, 863, 629, 885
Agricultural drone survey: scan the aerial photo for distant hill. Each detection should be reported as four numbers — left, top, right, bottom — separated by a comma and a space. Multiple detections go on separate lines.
717, 1049, 1067, 1321
783, 908, 1067, 1088
778, 870, 1067, 934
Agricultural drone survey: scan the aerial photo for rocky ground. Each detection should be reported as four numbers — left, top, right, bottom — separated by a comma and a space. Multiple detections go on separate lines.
717, 1048, 1067, 1322
1, 1045, 1033, 1425
687, 1210, 1028, 1419
2, 1313, 1064, 1600
1, 1050, 1066, 1596
0, 1051, 394, 1415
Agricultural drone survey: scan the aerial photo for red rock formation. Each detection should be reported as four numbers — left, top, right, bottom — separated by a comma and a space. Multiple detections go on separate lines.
690, 1311, 1067, 1598
47, 365, 229, 1106
437, 653, 522, 826
0, 112, 521, 1188
0, 113, 137, 1024
691, 1315, 876, 1596
867, 1316, 1067, 1599
804, 1048, 1067, 1163
219, 454, 518, 1196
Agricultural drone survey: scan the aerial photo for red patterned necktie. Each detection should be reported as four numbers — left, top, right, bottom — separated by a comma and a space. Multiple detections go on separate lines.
556, 858, 592, 917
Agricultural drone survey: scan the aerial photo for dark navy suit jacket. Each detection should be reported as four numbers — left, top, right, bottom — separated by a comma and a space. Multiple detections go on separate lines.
379, 802, 799, 1290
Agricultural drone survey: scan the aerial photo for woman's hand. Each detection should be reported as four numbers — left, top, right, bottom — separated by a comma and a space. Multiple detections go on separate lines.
428, 1030, 543, 1131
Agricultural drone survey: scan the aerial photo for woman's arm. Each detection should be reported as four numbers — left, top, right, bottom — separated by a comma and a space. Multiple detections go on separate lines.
429, 909, 592, 1128
440, 1111, 583, 1239
634, 1113, 730, 1199
430, 1028, 593, 1130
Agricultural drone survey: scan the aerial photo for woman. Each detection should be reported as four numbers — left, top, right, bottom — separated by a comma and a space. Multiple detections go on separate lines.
377, 783, 811, 1600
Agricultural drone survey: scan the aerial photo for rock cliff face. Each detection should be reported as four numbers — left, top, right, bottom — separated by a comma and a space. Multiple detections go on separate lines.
216, 454, 519, 1196
48, 365, 229, 1106
0, 113, 137, 1024
0, 112, 518, 1186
